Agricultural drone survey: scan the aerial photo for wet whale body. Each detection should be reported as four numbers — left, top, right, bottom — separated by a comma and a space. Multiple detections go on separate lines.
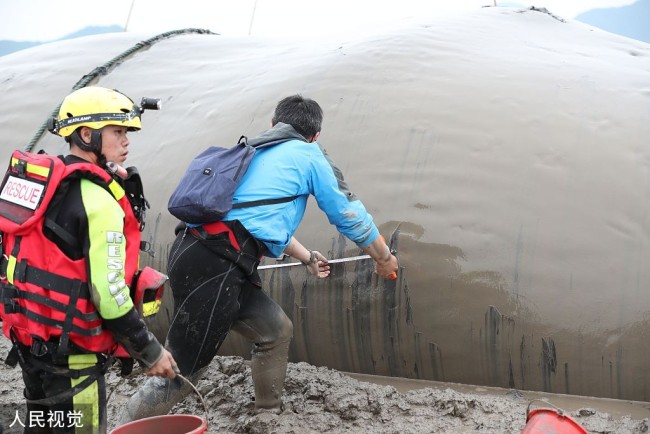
1, 7, 649, 401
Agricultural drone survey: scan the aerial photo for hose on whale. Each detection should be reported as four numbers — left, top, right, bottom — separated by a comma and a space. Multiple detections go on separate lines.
25, 28, 218, 152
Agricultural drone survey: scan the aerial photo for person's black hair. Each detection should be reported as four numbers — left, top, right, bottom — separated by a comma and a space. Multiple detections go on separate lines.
272, 94, 323, 139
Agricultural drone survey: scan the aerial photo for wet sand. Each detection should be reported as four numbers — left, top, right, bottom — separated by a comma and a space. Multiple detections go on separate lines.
348, 372, 650, 420
108, 354, 649, 433
1, 338, 647, 433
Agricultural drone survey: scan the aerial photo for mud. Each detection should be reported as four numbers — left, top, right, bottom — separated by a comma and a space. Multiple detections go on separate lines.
0, 339, 646, 433
105, 355, 650, 433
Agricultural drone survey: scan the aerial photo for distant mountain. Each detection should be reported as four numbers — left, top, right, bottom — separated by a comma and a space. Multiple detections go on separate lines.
575, 0, 650, 43
0, 41, 41, 56
0, 25, 123, 57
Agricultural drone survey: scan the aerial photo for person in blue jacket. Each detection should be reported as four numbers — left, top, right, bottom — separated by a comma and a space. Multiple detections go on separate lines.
120, 94, 399, 421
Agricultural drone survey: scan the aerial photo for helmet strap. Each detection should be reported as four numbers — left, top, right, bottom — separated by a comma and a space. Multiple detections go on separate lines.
70, 128, 104, 163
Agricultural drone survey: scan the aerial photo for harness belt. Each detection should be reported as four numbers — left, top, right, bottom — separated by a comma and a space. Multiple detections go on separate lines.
8, 334, 113, 406
190, 221, 241, 250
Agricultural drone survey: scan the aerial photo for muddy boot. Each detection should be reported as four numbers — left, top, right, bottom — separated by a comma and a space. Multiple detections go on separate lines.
250, 339, 291, 413
117, 368, 206, 425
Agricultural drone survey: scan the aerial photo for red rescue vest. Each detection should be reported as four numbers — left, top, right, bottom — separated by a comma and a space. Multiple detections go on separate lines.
0, 150, 142, 354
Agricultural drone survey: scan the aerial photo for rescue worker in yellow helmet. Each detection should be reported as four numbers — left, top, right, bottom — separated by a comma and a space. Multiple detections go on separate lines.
0, 86, 177, 433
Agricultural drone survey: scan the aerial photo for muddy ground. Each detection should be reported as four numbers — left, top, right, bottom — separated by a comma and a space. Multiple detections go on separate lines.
0, 339, 647, 433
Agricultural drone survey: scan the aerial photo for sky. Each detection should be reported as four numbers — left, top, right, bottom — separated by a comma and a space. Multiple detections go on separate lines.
0, 0, 640, 42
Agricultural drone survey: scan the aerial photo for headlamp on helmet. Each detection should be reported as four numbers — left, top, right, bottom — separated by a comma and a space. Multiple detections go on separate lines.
47, 87, 161, 137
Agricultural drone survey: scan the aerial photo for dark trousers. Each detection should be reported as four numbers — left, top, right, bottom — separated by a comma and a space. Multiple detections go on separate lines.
17, 345, 106, 434
118, 223, 293, 422
166, 224, 292, 377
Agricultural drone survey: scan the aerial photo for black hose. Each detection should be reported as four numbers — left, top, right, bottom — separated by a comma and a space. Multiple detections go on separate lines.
26, 28, 218, 152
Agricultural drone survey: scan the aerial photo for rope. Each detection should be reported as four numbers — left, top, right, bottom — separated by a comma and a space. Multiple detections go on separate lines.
177, 372, 210, 419
25, 28, 218, 152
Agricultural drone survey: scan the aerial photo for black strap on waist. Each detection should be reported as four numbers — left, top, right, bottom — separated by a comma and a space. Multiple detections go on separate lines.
18, 349, 104, 379
2, 303, 102, 337
1, 283, 99, 322
14, 343, 113, 406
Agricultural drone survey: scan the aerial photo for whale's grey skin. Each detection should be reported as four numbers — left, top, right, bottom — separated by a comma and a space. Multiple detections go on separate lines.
1, 8, 650, 401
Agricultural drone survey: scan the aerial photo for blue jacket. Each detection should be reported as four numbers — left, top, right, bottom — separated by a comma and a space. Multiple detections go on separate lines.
224, 123, 380, 257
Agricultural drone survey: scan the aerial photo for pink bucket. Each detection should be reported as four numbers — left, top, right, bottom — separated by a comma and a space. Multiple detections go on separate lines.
521, 401, 587, 434
110, 414, 208, 434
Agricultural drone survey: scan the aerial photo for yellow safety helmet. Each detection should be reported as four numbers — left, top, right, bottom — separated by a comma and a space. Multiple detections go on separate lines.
50, 87, 142, 138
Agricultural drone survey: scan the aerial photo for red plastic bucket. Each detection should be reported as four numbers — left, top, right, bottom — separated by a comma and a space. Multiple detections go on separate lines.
110, 414, 208, 434
522, 404, 587, 434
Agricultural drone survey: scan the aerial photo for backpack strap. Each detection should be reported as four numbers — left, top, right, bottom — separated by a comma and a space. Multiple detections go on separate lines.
233, 135, 302, 209
231, 195, 301, 210
120, 166, 149, 231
